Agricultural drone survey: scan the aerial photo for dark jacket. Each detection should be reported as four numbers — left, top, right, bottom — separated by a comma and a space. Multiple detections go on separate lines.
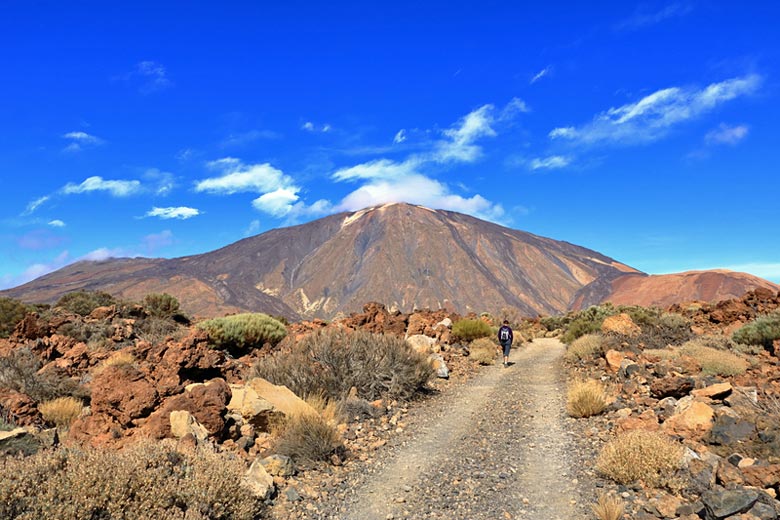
498, 325, 513, 344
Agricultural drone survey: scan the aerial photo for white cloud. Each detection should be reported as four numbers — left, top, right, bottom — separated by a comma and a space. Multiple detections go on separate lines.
393, 129, 407, 144
500, 97, 530, 120
48, 219, 66, 227
302, 121, 331, 133
23, 195, 50, 215
145, 206, 200, 220
434, 104, 497, 162
705, 123, 749, 146
245, 219, 261, 236
135, 60, 172, 93
529, 155, 571, 170
0, 251, 72, 289
62, 176, 142, 197
302, 121, 315, 131
549, 74, 761, 146
530, 66, 551, 84
144, 168, 176, 196
196, 160, 293, 195
62, 131, 104, 152
251, 188, 301, 217
322, 124, 332, 133
333, 158, 421, 182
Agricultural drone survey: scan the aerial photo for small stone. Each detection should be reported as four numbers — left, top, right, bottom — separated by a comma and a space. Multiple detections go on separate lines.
285, 487, 302, 502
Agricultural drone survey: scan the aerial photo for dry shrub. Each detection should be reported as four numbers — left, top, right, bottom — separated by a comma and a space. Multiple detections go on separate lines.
469, 337, 497, 365
591, 493, 625, 520
253, 329, 433, 401
135, 316, 184, 345
596, 430, 684, 488
272, 411, 344, 465
92, 350, 136, 377
304, 393, 342, 425
0, 348, 85, 402
0, 441, 262, 519
337, 396, 382, 422
567, 379, 607, 418
642, 348, 678, 360
38, 397, 83, 429
680, 340, 748, 376
565, 333, 604, 362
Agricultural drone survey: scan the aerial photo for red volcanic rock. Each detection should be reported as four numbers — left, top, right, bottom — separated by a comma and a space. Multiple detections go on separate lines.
68, 413, 124, 448
0, 389, 40, 426
91, 365, 160, 427
144, 378, 231, 440
10, 313, 49, 341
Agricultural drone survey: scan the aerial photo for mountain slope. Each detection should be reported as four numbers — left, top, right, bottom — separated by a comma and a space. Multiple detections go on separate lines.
2, 203, 775, 318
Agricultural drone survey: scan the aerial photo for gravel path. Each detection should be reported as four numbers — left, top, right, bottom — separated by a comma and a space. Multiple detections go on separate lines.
324, 338, 596, 520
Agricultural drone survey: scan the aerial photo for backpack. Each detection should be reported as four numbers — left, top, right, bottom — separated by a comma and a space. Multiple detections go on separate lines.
499, 327, 510, 341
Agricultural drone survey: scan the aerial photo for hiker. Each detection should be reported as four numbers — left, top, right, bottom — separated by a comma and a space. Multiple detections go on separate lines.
497, 320, 513, 367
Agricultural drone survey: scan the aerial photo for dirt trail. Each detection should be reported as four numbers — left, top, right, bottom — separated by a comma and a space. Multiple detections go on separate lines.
331, 338, 594, 520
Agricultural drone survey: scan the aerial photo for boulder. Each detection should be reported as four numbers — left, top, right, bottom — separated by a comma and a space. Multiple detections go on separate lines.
227, 378, 318, 431
0, 427, 39, 455
145, 378, 231, 440
651, 376, 695, 399
709, 415, 756, 445
91, 365, 160, 426
406, 334, 438, 354
429, 354, 449, 379
619, 359, 641, 379
244, 458, 276, 500
0, 389, 40, 425
605, 350, 625, 372
169, 410, 209, 443
693, 383, 733, 400
68, 412, 125, 447
702, 488, 759, 519
742, 465, 780, 489
602, 313, 641, 337
260, 454, 296, 477
663, 401, 715, 439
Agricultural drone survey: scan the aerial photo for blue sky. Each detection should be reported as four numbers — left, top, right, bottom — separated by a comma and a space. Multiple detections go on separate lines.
2, 1, 779, 289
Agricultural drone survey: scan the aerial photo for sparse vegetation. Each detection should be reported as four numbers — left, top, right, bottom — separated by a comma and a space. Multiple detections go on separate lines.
38, 396, 84, 429
452, 318, 493, 342
469, 337, 498, 365
732, 310, 780, 352
591, 493, 625, 520
253, 329, 433, 401
272, 411, 344, 465
564, 333, 605, 362
0, 348, 85, 402
92, 350, 136, 377
135, 315, 184, 344
560, 304, 616, 344
0, 441, 262, 519
57, 319, 115, 347
0, 297, 33, 338
567, 379, 608, 418
55, 290, 116, 316
198, 313, 287, 355
596, 430, 684, 488
679, 340, 748, 376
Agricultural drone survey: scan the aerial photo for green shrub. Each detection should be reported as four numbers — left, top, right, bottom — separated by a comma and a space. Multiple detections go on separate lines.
0, 441, 262, 519
55, 291, 115, 316
452, 318, 493, 342
198, 313, 287, 355
135, 316, 184, 345
57, 320, 114, 347
733, 311, 780, 352
253, 329, 433, 401
142, 292, 181, 318
633, 312, 694, 350
0, 348, 85, 403
0, 298, 33, 338
272, 411, 344, 465
560, 304, 617, 344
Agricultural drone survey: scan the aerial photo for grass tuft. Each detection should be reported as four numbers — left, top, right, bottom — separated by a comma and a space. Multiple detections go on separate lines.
469, 338, 497, 365
567, 379, 608, 418
564, 333, 604, 362
591, 493, 625, 520
596, 430, 684, 488
38, 396, 83, 429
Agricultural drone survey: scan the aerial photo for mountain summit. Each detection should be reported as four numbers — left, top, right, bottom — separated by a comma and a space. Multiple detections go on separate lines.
2, 203, 776, 318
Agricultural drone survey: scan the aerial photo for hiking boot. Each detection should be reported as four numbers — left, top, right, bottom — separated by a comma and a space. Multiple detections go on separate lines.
503, 362, 508, 368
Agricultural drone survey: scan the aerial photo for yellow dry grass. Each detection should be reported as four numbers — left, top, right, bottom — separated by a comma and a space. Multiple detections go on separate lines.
591, 493, 625, 520
679, 340, 748, 376
567, 379, 608, 418
565, 333, 604, 362
38, 396, 84, 429
596, 430, 684, 488
92, 350, 136, 376
469, 338, 498, 365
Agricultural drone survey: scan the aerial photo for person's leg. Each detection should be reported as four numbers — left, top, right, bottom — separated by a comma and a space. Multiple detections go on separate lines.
503, 342, 510, 366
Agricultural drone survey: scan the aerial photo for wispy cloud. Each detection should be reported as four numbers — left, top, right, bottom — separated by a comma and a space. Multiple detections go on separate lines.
0, 251, 71, 289
48, 219, 65, 228
614, 2, 694, 31
549, 74, 761, 147
144, 168, 176, 196
220, 129, 280, 148
135, 60, 172, 93
62, 131, 104, 152
145, 206, 200, 220
244, 219, 261, 236
530, 66, 551, 84
529, 155, 571, 170
62, 176, 142, 197
393, 129, 407, 144
705, 123, 749, 146
302, 121, 332, 133
23, 195, 50, 216
17, 229, 66, 250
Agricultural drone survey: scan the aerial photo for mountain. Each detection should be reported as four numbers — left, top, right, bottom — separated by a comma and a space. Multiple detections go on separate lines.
2, 203, 776, 318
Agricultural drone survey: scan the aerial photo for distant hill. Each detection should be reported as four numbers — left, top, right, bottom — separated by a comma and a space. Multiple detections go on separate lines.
2, 203, 776, 318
